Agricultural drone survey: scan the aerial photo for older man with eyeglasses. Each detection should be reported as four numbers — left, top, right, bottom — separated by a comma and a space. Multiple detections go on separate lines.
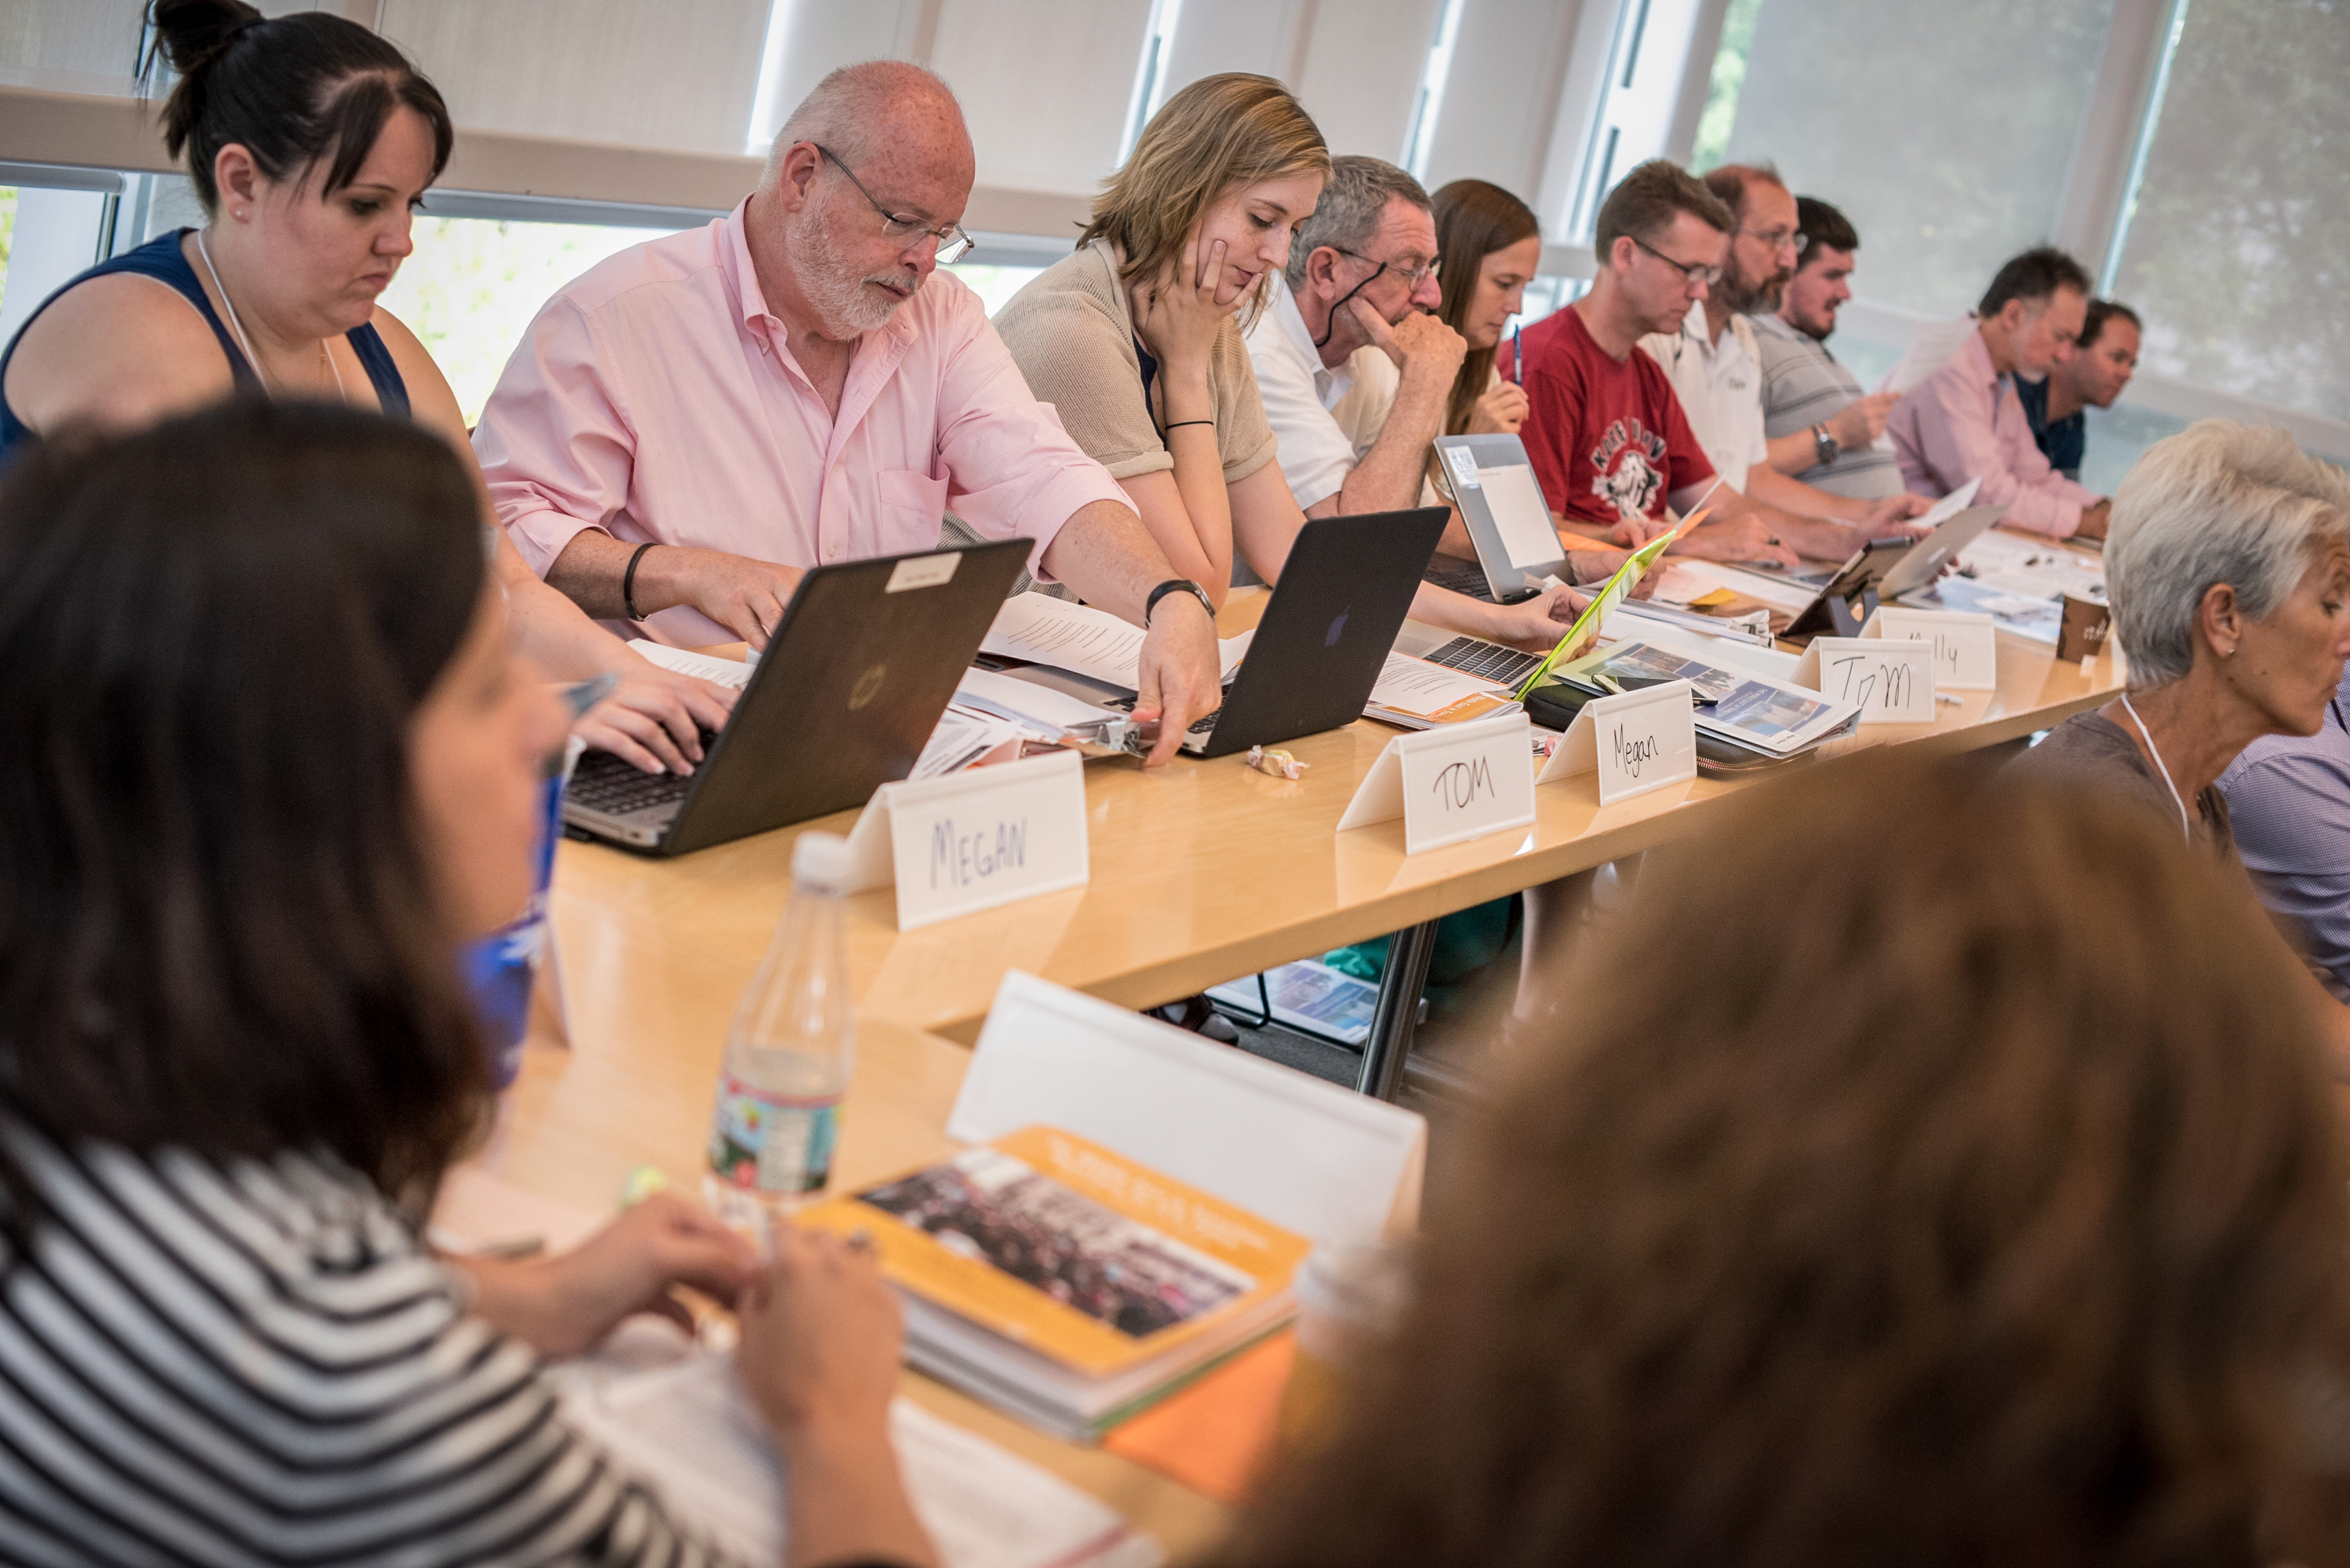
1239, 155, 1469, 520
1634, 163, 1928, 546
474, 60, 1221, 765
1517, 158, 1922, 568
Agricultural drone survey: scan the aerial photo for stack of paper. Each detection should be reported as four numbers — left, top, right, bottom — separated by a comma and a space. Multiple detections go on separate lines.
820, 973, 1427, 1442
982, 594, 1253, 691
553, 1343, 1159, 1568
913, 705, 1027, 780
1556, 636, 1859, 758
1906, 531, 2102, 646
801, 1126, 1310, 1442
631, 638, 752, 688
1363, 652, 1522, 729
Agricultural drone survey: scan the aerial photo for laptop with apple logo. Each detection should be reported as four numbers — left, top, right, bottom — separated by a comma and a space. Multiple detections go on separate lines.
1168, 507, 1447, 757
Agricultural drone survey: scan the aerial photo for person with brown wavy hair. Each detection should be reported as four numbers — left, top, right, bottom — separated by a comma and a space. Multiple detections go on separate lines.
1220, 747, 2350, 1568
995, 78, 1585, 649
1427, 179, 1542, 441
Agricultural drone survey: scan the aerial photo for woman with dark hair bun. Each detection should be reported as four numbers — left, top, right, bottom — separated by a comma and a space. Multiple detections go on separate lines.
1218, 750, 2350, 1568
0, 0, 732, 779
0, 402, 937, 1568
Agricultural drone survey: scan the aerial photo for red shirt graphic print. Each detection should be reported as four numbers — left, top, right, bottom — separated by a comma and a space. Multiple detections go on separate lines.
1517, 305, 1715, 529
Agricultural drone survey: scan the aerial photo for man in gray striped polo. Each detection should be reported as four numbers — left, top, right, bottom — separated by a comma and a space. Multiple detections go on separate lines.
1752, 196, 1907, 500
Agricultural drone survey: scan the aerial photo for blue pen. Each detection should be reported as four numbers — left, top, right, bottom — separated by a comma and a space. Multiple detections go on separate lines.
1511, 322, 1522, 384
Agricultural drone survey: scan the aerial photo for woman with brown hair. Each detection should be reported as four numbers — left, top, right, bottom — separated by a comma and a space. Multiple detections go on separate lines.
1222, 748, 2350, 1568
1427, 178, 1542, 441
994, 74, 1583, 647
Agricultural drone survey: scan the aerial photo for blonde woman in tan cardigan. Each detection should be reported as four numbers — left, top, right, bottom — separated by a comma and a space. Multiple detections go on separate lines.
995, 73, 1584, 649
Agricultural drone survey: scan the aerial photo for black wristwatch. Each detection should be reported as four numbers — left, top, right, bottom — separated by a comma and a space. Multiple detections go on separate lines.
1812, 423, 1841, 465
1144, 578, 1214, 626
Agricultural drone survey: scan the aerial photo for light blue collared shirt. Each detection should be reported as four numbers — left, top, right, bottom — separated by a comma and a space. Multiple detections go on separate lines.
2217, 668, 2350, 1000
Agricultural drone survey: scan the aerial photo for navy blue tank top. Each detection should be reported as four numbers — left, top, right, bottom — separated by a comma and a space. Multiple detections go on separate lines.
0, 229, 410, 458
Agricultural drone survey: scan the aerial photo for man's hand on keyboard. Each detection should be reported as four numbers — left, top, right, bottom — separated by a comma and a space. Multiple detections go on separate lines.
578, 652, 739, 774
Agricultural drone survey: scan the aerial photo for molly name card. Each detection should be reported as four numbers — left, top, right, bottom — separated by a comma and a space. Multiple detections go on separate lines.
1536, 679, 1698, 803
1337, 711, 1536, 855
844, 748, 1089, 930
1862, 606, 1997, 690
1793, 637, 1937, 724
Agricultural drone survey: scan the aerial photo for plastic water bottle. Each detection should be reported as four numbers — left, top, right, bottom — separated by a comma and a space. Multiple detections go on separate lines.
706, 831, 855, 1238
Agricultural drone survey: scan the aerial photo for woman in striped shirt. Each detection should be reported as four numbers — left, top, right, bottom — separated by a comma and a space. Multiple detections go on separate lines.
0, 402, 934, 1568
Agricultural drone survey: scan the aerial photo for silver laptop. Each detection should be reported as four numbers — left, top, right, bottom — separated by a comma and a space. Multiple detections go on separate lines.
1877, 503, 2003, 598
1432, 433, 1570, 601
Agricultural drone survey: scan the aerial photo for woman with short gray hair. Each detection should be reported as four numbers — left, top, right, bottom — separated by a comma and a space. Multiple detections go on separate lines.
2010, 419, 2350, 862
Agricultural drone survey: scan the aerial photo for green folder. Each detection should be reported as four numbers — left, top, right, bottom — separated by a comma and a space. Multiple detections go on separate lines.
1512, 527, 1684, 702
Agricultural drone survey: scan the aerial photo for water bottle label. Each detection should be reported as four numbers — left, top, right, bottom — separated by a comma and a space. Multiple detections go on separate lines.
708, 1075, 840, 1195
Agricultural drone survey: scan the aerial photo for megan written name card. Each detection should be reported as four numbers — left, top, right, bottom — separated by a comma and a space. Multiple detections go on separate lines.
1337, 711, 1536, 855
1537, 679, 1697, 803
844, 748, 1089, 931
1794, 637, 1937, 725
1862, 606, 1998, 691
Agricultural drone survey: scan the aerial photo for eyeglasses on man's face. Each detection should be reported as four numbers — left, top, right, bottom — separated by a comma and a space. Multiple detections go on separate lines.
1738, 223, 1807, 255
1631, 234, 1723, 288
814, 144, 974, 264
1331, 245, 1441, 290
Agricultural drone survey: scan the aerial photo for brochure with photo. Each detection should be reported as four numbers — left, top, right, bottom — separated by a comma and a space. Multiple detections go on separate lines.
798, 1126, 1310, 1380
1559, 639, 1860, 756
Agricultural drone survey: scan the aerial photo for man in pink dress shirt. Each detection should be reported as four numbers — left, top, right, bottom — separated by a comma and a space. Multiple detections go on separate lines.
474, 61, 1219, 765
1887, 246, 2113, 541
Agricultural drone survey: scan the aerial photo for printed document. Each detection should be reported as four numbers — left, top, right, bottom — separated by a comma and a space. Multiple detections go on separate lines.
630, 639, 752, 689
552, 1344, 1159, 1568
982, 594, 1252, 690
1365, 652, 1519, 727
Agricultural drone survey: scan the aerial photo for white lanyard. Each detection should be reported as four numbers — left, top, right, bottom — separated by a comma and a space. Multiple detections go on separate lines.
194, 228, 346, 400
2119, 693, 2192, 843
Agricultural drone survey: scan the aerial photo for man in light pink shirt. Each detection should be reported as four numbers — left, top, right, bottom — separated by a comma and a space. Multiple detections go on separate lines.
474, 61, 1219, 765
1888, 246, 2112, 541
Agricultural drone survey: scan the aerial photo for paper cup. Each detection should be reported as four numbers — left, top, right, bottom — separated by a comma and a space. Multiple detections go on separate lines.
2057, 590, 2112, 664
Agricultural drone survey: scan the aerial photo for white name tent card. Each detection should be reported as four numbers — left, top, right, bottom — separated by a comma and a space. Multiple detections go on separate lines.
1793, 637, 1938, 724
952, 971, 1427, 1243
844, 748, 1089, 931
1335, 711, 1537, 854
1536, 679, 1698, 803
1861, 606, 1998, 691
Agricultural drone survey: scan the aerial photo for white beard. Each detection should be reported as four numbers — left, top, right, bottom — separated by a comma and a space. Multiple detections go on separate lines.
786, 213, 921, 336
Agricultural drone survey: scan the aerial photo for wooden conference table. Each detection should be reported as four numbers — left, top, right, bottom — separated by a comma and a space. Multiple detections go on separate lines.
460, 541, 2124, 1550
547, 561, 2126, 1094
453, 1012, 1236, 1558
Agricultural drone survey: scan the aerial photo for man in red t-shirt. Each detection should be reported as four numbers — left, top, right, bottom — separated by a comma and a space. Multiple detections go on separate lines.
1520, 160, 1919, 566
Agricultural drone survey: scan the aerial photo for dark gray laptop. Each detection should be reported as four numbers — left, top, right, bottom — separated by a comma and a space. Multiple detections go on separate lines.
563, 539, 1029, 855
993, 509, 1450, 758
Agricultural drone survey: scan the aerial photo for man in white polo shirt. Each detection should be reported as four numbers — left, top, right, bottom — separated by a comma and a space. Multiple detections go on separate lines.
1242, 156, 1466, 518
1638, 163, 1927, 537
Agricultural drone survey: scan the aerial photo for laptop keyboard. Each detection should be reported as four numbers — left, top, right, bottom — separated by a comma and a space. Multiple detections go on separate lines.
1421, 556, 1497, 601
568, 748, 697, 816
1420, 636, 1545, 687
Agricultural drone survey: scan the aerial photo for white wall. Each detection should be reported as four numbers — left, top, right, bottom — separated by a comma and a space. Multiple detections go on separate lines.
377, 0, 770, 157
1291, 0, 1446, 164
1418, 0, 1589, 202
930, 0, 1155, 197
